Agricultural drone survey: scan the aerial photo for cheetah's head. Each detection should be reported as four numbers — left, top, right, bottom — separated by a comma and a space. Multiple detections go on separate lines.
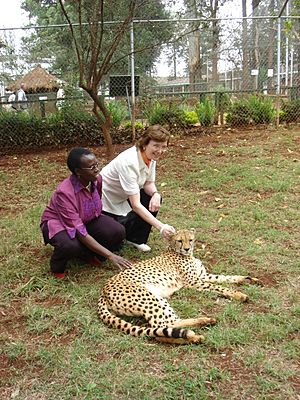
167, 228, 196, 256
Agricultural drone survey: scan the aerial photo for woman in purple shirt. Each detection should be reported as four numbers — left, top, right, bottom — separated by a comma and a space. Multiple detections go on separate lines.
40, 147, 131, 278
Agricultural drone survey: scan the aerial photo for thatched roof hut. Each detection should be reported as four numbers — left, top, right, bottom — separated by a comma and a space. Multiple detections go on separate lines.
8, 65, 60, 94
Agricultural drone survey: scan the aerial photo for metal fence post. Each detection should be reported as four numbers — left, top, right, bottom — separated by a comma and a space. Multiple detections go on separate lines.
130, 22, 136, 142
276, 16, 281, 127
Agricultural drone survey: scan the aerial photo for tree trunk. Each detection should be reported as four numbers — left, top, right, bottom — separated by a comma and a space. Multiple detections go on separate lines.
186, 1, 201, 91
89, 91, 114, 156
211, 0, 219, 88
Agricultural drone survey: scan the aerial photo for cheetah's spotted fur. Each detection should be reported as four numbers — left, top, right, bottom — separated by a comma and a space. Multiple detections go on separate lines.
98, 229, 260, 344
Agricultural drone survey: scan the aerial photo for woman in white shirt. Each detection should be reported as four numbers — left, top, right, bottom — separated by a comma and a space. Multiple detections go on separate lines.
101, 125, 175, 252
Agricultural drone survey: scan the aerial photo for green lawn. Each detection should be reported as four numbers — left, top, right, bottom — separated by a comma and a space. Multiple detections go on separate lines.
0, 127, 299, 399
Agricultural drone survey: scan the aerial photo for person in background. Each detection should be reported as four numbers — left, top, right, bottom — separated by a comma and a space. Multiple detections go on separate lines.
56, 85, 65, 111
4, 89, 16, 111
16, 82, 28, 112
40, 147, 131, 279
101, 124, 176, 252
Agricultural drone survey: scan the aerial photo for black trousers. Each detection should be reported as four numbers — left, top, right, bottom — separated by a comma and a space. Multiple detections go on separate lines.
41, 214, 126, 273
103, 189, 159, 245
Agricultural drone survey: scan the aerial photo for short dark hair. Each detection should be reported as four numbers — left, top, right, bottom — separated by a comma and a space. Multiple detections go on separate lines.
67, 147, 94, 173
136, 125, 170, 150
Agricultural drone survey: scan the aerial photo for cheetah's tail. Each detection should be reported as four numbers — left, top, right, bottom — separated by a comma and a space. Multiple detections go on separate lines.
97, 297, 202, 344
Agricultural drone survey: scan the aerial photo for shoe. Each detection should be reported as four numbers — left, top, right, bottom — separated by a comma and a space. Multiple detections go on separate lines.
50, 271, 66, 279
126, 241, 151, 252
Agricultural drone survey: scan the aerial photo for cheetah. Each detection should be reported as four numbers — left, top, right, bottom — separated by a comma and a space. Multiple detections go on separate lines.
98, 229, 260, 345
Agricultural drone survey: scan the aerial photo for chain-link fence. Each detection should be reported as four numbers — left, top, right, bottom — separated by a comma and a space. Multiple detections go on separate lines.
0, 11, 299, 155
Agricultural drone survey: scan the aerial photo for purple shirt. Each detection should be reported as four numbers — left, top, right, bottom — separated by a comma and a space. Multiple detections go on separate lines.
41, 174, 103, 240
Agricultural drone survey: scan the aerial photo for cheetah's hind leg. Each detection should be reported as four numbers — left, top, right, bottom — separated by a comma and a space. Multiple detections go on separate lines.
170, 317, 217, 329
155, 330, 205, 345
154, 316, 216, 345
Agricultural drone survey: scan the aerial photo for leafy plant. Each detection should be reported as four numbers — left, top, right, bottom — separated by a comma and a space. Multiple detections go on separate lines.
144, 101, 187, 127
123, 120, 144, 129
195, 97, 215, 126
280, 99, 300, 123
105, 100, 129, 128
227, 96, 276, 126
182, 109, 198, 125
226, 98, 252, 126
248, 95, 276, 124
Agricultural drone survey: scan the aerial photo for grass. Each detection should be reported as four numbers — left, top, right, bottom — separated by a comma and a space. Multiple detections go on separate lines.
1, 127, 299, 399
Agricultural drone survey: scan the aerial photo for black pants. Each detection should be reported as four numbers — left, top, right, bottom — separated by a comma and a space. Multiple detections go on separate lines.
103, 189, 159, 245
41, 214, 126, 273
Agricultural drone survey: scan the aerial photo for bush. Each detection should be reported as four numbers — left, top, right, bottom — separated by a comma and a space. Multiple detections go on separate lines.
181, 108, 198, 125
280, 99, 300, 123
105, 100, 129, 128
226, 99, 251, 126
144, 101, 187, 128
195, 98, 215, 126
226, 95, 276, 126
0, 109, 104, 153
123, 120, 144, 129
248, 95, 275, 124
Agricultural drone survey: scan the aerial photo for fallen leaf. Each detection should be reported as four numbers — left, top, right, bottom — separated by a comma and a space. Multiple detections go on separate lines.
254, 238, 264, 245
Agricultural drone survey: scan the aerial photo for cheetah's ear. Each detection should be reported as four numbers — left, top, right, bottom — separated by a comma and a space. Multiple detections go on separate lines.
190, 228, 196, 233
165, 231, 176, 242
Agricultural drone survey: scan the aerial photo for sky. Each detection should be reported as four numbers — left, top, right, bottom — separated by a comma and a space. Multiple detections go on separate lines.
0, 0, 29, 29
0, 0, 247, 77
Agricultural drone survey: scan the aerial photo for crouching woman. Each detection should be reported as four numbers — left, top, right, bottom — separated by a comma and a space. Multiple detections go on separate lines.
40, 147, 131, 278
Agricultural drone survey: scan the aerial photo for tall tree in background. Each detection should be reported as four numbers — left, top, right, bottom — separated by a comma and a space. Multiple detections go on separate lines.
20, 0, 171, 155
185, 1, 202, 90
55, 0, 141, 155
0, 33, 21, 84
21, 0, 170, 82
183, 0, 224, 90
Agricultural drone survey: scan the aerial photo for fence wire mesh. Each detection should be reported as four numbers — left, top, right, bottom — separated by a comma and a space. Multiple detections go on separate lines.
0, 14, 299, 155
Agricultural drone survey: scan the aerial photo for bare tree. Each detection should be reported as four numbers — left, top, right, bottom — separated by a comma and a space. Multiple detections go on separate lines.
58, 0, 139, 155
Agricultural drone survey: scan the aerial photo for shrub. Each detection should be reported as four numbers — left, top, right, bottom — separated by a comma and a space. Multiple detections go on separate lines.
226, 99, 251, 126
0, 109, 103, 153
280, 99, 300, 123
105, 100, 129, 128
144, 101, 187, 128
226, 95, 276, 126
195, 98, 215, 126
248, 95, 276, 124
183, 110, 198, 125
123, 120, 144, 129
